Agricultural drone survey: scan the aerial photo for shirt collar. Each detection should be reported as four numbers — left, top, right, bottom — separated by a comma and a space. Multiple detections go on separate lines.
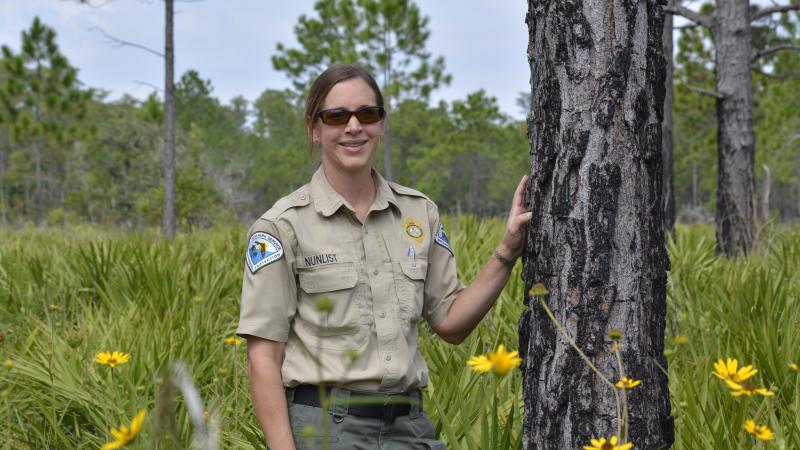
310, 165, 399, 217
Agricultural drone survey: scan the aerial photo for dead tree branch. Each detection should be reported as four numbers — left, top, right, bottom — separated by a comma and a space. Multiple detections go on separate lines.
752, 44, 800, 62
686, 85, 725, 98
89, 26, 164, 58
751, 4, 800, 22
664, 3, 713, 28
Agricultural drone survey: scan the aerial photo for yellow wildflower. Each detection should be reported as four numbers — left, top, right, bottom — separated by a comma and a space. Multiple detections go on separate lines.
467, 345, 522, 375
789, 363, 798, 372
489, 345, 522, 375
743, 419, 774, 441
615, 377, 641, 389
608, 329, 623, 341
724, 380, 775, 397
674, 334, 688, 345
95, 351, 129, 368
712, 358, 756, 383
583, 435, 634, 450
3, 359, 13, 369
467, 355, 493, 373
224, 336, 242, 346
102, 410, 145, 449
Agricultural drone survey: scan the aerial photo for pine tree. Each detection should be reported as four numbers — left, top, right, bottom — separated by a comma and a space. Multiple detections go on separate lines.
520, 1, 673, 448
0, 17, 89, 225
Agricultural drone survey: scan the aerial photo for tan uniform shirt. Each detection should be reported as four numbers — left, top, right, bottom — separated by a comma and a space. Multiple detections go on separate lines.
237, 166, 464, 392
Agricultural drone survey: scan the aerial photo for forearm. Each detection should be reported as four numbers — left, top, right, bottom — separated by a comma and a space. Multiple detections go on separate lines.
435, 249, 514, 344
247, 344, 296, 450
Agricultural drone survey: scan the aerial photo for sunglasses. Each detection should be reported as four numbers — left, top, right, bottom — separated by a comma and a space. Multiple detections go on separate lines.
316, 106, 385, 126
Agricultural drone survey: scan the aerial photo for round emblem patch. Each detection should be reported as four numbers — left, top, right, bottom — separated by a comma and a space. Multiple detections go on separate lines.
404, 218, 424, 243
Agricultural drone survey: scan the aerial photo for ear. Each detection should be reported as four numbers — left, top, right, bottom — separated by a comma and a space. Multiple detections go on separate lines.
306, 116, 320, 143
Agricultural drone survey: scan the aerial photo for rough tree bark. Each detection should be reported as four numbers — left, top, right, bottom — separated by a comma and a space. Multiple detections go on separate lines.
714, 0, 756, 255
520, 1, 673, 449
162, 0, 176, 239
664, 0, 800, 255
662, 8, 675, 233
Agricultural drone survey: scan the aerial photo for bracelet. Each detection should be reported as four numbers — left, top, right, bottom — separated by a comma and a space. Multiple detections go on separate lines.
493, 248, 517, 269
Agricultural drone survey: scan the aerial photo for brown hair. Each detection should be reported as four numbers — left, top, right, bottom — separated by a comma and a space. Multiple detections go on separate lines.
304, 64, 384, 153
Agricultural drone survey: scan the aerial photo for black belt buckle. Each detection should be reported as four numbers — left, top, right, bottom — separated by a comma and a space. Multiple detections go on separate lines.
381, 396, 397, 424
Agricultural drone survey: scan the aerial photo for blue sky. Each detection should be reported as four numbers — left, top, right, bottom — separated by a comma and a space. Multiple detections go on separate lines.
0, 0, 531, 119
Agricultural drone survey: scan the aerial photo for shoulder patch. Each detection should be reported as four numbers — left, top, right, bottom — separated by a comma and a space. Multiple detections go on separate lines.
434, 223, 453, 255
246, 232, 284, 273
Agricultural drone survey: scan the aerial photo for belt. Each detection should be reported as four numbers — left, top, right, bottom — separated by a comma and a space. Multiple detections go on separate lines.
290, 385, 421, 423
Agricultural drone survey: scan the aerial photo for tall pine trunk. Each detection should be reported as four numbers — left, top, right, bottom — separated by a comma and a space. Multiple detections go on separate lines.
163, 0, 176, 239
520, 1, 673, 448
662, 9, 675, 232
713, 0, 756, 255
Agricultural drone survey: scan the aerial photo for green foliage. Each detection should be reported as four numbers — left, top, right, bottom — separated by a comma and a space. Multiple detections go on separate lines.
406, 92, 529, 215
667, 224, 800, 449
272, 0, 450, 103
0, 16, 91, 225
3, 223, 800, 448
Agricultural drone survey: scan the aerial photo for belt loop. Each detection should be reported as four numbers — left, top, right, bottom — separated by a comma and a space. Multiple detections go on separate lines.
328, 386, 349, 416
410, 390, 422, 414
285, 386, 295, 405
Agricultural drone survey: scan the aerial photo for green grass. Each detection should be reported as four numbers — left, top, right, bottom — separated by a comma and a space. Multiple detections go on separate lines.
1, 221, 798, 449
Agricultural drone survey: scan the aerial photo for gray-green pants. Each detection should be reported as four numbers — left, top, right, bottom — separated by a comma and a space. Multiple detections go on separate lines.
285, 387, 447, 450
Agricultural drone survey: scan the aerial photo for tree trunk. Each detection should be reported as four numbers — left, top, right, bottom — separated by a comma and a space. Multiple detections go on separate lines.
662, 9, 675, 232
713, 0, 756, 255
34, 133, 42, 226
382, 26, 394, 181
691, 161, 698, 208
0, 139, 6, 224
520, 1, 673, 449
163, 0, 177, 239
761, 164, 770, 223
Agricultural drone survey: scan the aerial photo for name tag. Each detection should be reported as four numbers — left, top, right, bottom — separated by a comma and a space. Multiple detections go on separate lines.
303, 253, 338, 267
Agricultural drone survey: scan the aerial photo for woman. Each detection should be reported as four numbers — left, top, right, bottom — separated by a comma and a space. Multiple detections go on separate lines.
237, 64, 532, 450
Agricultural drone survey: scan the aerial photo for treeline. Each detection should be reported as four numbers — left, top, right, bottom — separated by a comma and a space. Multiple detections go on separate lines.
1, 3, 799, 229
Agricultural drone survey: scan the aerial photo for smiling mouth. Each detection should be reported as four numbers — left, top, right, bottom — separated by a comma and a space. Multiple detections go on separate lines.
340, 141, 367, 149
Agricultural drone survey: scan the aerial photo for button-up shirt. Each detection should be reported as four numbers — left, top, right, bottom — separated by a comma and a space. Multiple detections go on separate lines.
237, 166, 464, 392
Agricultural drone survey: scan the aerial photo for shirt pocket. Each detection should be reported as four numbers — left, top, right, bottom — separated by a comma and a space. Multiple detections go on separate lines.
297, 262, 364, 344
393, 259, 428, 330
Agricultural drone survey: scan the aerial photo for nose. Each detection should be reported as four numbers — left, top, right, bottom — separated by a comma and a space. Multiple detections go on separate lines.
344, 113, 362, 134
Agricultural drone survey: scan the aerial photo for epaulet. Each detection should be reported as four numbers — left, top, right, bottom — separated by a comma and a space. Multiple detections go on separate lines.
388, 181, 430, 201
261, 185, 311, 221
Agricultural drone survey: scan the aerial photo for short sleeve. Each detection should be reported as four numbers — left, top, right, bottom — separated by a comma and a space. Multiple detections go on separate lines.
236, 218, 297, 342
422, 204, 465, 328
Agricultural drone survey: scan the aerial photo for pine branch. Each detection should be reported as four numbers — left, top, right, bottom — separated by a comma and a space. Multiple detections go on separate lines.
686, 85, 725, 98
751, 44, 800, 62
751, 4, 800, 22
663, 3, 713, 29
134, 80, 163, 92
89, 26, 164, 58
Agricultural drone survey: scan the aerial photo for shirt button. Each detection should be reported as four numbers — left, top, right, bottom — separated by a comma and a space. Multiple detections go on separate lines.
373, 269, 379, 275
385, 355, 392, 361
379, 312, 386, 318
299, 194, 306, 200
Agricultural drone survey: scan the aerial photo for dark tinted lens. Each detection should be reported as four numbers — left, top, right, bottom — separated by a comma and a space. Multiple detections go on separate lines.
319, 109, 351, 126
354, 106, 384, 124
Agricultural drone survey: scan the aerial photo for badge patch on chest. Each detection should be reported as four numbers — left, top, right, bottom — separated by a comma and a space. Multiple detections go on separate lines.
246, 232, 284, 273
404, 218, 425, 243
434, 223, 453, 255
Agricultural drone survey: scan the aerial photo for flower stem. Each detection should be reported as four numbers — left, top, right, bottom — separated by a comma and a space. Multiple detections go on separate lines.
538, 298, 623, 439
613, 347, 629, 443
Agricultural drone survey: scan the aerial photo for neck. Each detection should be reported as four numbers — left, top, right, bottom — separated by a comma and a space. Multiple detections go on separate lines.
322, 164, 376, 212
